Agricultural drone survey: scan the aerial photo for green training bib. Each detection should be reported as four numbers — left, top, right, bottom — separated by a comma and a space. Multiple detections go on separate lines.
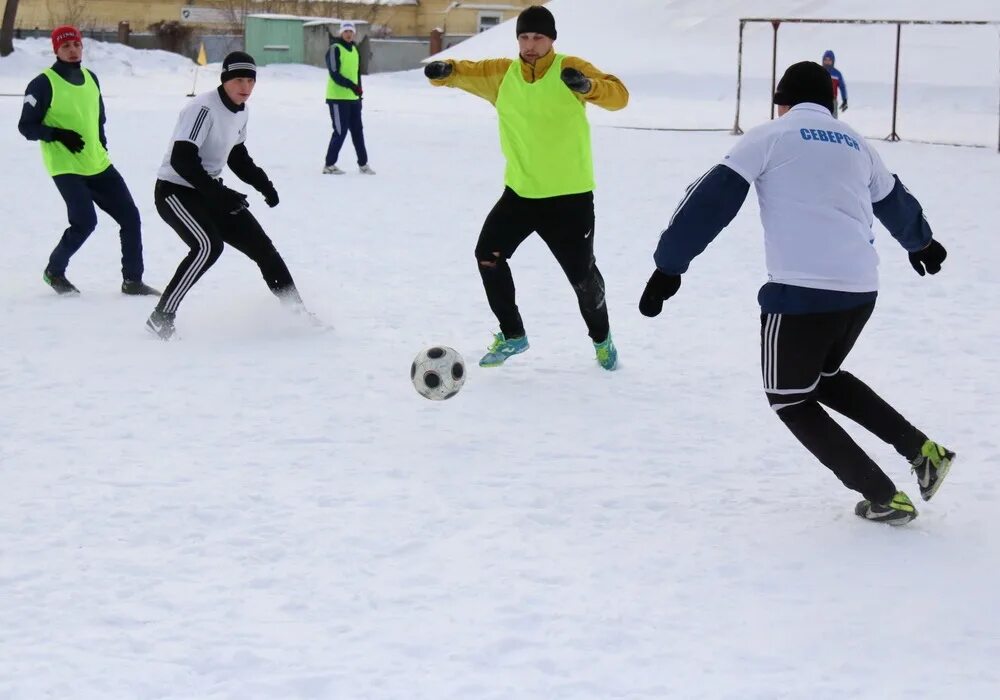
495, 54, 595, 198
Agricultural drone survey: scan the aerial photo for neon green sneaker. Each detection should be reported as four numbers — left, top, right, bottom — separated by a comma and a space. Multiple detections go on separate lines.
855, 490, 918, 525
479, 332, 529, 367
911, 440, 956, 502
594, 333, 618, 371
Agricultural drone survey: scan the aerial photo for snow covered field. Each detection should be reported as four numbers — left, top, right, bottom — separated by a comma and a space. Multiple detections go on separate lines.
2, 2, 1000, 697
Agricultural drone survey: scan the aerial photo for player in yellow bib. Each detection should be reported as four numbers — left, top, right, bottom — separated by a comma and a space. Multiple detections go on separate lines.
17, 26, 157, 296
323, 22, 373, 175
426, 5, 628, 370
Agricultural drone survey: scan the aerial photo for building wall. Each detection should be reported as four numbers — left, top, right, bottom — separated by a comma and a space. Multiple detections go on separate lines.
15, 0, 539, 35
415, 1, 533, 37
15, 0, 186, 31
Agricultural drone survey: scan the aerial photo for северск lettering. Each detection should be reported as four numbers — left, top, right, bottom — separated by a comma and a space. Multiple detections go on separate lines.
800, 128, 861, 151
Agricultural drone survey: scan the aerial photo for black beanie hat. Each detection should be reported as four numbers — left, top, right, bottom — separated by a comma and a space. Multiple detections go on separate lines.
773, 61, 834, 113
221, 51, 257, 83
516, 5, 557, 40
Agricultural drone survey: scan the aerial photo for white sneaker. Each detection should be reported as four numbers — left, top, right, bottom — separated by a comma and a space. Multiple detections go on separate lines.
359, 164, 376, 175
322, 165, 345, 175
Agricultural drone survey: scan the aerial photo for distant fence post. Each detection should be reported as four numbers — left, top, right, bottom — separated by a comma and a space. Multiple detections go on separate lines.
732, 19, 745, 134
887, 23, 902, 142
117, 20, 130, 46
770, 20, 780, 120
429, 28, 442, 56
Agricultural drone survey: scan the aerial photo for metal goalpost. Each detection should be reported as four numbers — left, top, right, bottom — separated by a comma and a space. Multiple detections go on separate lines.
731, 17, 1000, 152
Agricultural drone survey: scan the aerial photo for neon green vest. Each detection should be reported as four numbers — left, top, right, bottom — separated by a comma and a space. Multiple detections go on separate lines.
40, 68, 111, 177
494, 54, 595, 199
326, 44, 360, 101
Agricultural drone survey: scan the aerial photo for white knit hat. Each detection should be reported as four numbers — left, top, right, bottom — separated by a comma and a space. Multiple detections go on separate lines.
341, 21, 357, 34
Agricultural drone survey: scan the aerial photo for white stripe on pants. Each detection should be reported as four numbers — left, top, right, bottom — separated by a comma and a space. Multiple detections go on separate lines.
162, 195, 213, 314
762, 313, 782, 391
332, 103, 342, 136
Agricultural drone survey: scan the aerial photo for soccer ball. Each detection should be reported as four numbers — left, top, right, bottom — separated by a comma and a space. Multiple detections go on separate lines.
411, 346, 466, 400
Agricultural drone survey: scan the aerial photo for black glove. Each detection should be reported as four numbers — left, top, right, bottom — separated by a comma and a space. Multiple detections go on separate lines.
639, 270, 682, 317
210, 185, 249, 215
560, 67, 592, 94
260, 181, 279, 208
840, 100, 848, 112
353, 84, 363, 97
424, 61, 453, 80
51, 128, 85, 154
908, 239, 946, 276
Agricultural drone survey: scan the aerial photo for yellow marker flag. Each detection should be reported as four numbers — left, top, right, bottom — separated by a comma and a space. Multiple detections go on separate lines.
196, 42, 208, 66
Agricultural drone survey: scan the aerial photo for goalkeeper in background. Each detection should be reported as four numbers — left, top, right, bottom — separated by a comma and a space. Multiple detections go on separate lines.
822, 50, 848, 116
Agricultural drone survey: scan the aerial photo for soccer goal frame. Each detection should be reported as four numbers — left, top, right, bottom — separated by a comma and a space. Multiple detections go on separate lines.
731, 17, 1000, 152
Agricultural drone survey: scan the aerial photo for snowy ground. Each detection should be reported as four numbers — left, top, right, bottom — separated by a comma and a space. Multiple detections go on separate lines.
2, 27, 1000, 700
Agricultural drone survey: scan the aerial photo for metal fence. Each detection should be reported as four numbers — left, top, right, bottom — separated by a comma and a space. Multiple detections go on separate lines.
733, 17, 1000, 151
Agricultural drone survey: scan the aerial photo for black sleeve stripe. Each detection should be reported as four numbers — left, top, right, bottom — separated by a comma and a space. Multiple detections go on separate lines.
189, 107, 210, 141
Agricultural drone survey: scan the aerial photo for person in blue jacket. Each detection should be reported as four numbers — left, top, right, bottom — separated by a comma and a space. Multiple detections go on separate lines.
822, 50, 848, 116
323, 22, 374, 175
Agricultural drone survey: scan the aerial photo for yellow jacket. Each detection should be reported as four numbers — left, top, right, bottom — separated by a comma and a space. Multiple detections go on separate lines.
429, 51, 629, 111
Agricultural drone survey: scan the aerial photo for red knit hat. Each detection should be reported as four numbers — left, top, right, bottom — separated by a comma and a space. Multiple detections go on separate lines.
51, 26, 82, 53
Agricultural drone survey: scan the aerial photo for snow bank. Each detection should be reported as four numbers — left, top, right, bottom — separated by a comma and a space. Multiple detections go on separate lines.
0, 37, 196, 79
435, 0, 1000, 84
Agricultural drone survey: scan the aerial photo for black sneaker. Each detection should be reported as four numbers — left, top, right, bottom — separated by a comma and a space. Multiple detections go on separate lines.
146, 310, 177, 340
43, 269, 80, 295
122, 280, 161, 296
911, 440, 956, 502
855, 491, 918, 526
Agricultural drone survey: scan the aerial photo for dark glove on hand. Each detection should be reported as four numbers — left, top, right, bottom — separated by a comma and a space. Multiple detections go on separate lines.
51, 128, 85, 153
353, 84, 363, 97
211, 185, 249, 215
424, 61, 453, 80
840, 100, 848, 112
561, 67, 592, 94
260, 181, 279, 208
908, 239, 947, 276
639, 270, 682, 318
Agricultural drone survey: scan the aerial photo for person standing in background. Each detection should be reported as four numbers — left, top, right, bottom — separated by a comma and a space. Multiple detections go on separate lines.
822, 50, 848, 116
323, 22, 374, 175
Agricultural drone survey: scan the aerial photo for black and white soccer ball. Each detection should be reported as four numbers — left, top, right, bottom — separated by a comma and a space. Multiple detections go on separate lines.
411, 346, 466, 400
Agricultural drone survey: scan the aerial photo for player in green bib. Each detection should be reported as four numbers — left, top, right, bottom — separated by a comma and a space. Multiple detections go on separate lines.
323, 22, 374, 175
426, 6, 628, 370
18, 26, 157, 296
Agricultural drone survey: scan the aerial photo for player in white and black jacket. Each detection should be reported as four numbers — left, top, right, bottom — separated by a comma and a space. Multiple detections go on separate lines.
639, 61, 955, 525
147, 52, 307, 339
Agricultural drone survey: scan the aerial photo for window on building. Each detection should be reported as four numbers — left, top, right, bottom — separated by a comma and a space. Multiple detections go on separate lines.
478, 12, 502, 33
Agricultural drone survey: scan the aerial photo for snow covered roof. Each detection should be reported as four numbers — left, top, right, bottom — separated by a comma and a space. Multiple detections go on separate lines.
247, 14, 370, 24
253, 0, 415, 5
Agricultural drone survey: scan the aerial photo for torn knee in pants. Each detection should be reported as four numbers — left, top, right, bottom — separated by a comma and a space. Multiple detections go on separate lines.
477, 251, 503, 269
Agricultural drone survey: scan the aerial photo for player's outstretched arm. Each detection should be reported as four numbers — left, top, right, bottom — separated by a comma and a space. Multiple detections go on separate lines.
425, 59, 512, 105
872, 176, 946, 276
640, 164, 750, 317
561, 57, 629, 111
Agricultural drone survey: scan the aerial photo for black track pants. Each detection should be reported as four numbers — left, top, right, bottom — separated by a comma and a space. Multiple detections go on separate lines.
475, 187, 609, 343
761, 302, 927, 503
153, 179, 295, 315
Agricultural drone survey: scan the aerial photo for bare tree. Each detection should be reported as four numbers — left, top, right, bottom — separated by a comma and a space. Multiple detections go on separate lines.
46, 0, 88, 29
249, 0, 387, 22
332, 0, 386, 24
0, 0, 20, 57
